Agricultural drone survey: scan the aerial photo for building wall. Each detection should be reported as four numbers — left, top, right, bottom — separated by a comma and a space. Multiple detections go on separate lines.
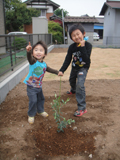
47, 6, 53, 13
32, 17, 48, 34
0, 0, 5, 35
46, 13, 53, 21
24, 24, 32, 33
32, 17, 48, 44
115, 9, 120, 36
0, 0, 6, 54
103, 7, 120, 46
26, 2, 53, 14
103, 7, 115, 37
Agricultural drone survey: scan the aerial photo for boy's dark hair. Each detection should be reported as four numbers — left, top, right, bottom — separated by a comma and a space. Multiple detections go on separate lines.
69, 24, 85, 40
32, 40, 47, 55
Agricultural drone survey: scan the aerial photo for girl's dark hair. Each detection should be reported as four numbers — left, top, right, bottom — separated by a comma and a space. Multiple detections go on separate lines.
32, 40, 47, 55
69, 24, 85, 40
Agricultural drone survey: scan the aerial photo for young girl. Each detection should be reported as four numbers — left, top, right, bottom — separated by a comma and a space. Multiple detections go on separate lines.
24, 41, 59, 124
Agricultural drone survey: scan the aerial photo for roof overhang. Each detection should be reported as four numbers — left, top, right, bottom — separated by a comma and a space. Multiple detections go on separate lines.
94, 25, 104, 30
24, 0, 60, 11
64, 16, 99, 24
99, 1, 120, 15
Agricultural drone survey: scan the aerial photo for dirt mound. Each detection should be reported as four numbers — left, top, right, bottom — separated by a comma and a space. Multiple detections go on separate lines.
0, 79, 120, 160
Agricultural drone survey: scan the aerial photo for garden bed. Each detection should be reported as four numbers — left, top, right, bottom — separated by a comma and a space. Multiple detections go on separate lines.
0, 48, 120, 160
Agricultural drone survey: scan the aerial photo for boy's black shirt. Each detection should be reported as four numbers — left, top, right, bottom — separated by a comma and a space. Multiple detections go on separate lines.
60, 41, 92, 73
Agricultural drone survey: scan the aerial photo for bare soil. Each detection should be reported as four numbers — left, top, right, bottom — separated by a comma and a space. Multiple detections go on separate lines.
0, 48, 120, 160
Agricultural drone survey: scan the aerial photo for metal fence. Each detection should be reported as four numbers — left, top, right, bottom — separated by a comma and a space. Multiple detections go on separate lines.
0, 34, 120, 78
84, 36, 120, 48
0, 33, 52, 77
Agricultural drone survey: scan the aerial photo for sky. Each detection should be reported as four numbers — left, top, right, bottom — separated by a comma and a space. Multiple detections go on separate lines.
22, 0, 106, 17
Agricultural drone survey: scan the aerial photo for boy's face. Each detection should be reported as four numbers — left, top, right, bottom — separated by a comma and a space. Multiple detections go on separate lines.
71, 29, 85, 44
33, 44, 46, 60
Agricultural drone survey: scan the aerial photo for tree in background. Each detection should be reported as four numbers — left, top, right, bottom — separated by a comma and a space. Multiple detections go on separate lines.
5, 0, 40, 32
48, 21, 63, 44
54, 8, 69, 18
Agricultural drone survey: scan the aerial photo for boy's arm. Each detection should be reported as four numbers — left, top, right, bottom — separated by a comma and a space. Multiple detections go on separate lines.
79, 42, 92, 62
46, 66, 59, 75
59, 46, 72, 73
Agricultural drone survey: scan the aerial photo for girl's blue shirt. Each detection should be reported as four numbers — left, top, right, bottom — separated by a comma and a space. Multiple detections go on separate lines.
23, 60, 47, 88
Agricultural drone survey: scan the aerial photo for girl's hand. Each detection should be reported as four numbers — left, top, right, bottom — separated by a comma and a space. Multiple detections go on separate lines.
26, 42, 32, 52
58, 71, 63, 76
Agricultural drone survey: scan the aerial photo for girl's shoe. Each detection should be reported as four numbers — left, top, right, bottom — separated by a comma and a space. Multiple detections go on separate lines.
38, 112, 48, 117
28, 116, 34, 124
74, 109, 87, 117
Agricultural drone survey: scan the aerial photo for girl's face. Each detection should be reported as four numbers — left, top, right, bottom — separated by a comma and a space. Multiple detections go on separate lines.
33, 44, 46, 61
71, 29, 85, 44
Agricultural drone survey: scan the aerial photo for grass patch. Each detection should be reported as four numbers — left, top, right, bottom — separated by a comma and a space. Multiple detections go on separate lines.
0, 50, 26, 75
103, 65, 108, 68
106, 71, 120, 77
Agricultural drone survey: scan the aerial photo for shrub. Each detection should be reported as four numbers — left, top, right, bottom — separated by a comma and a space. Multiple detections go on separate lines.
12, 37, 27, 50
51, 78, 75, 132
48, 21, 63, 44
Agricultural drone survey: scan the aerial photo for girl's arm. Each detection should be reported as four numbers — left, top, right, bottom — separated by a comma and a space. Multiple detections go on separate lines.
46, 66, 59, 75
27, 51, 36, 65
26, 42, 36, 65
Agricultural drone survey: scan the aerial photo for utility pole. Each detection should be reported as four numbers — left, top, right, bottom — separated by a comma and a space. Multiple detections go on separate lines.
62, 9, 65, 44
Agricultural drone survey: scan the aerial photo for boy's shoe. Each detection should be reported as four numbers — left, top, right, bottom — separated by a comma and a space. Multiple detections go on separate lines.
74, 109, 87, 117
66, 91, 75, 95
37, 112, 48, 117
28, 116, 34, 124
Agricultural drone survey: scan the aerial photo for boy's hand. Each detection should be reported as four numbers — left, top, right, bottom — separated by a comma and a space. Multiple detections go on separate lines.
77, 35, 85, 47
26, 42, 32, 52
58, 71, 63, 76
80, 39, 85, 47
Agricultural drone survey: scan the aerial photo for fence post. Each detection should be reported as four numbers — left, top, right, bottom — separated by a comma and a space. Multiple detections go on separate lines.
51, 34, 52, 45
14, 36, 17, 64
9, 36, 13, 71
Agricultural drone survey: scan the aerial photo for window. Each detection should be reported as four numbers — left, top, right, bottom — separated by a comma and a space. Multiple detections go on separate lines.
40, 10, 46, 17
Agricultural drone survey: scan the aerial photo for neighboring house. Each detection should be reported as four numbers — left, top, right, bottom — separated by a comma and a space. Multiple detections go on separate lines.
24, 0, 60, 33
64, 15, 99, 44
99, 0, 120, 46
94, 17, 104, 39
49, 14, 62, 26
0, 0, 6, 54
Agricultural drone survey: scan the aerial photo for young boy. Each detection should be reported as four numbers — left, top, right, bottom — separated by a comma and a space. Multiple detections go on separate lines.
58, 24, 92, 117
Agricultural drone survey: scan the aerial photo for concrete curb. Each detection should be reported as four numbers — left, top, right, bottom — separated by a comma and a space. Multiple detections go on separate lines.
0, 44, 69, 104
0, 63, 29, 104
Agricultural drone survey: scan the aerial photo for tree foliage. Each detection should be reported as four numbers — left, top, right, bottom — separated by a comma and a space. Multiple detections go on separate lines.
54, 8, 69, 18
5, 0, 41, 32
48, 21, 63, 44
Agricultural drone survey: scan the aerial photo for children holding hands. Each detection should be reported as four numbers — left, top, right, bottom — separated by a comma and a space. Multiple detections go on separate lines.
24, 23, 92, 124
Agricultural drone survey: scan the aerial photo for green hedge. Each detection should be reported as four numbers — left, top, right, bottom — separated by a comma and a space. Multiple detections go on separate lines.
12, 37, 27, 50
